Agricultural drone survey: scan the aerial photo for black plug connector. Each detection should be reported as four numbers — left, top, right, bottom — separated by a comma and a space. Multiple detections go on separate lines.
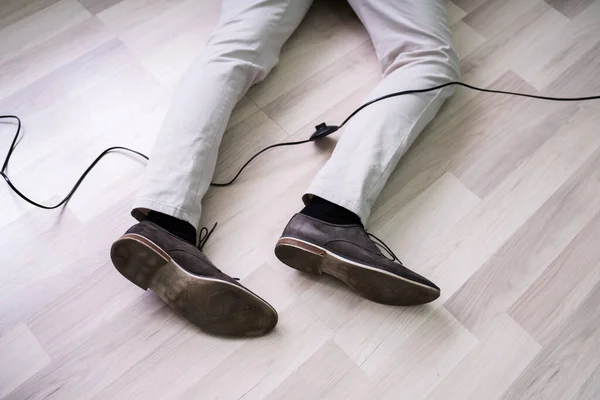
309, 123, 339, 141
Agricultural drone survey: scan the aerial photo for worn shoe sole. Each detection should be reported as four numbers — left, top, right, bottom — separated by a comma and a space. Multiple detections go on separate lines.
275, 237, 440, 306
111, 234, 278, 337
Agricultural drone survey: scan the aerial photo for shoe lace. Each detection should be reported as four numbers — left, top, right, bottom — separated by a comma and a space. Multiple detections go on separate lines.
367, 232, 403, 265
197, 222, 218, 251
196, 222, 240, 281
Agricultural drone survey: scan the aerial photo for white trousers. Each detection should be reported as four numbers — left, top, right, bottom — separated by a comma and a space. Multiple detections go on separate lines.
133, 0, 459, 228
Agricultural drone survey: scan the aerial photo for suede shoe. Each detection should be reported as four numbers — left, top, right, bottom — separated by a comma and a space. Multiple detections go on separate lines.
111, 221, 278, 336
275, 213, 439, 305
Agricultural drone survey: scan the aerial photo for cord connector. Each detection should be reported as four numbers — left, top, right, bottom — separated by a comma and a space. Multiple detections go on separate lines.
310, 123, 339, 141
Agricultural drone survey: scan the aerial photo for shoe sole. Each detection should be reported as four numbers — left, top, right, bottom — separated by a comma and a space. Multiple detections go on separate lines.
274, 237, 440, 306
111, 234, 278, 337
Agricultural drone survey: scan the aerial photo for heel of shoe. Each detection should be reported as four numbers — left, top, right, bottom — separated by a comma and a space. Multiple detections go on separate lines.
110, 234, 170, 290
274, 237, 325, 275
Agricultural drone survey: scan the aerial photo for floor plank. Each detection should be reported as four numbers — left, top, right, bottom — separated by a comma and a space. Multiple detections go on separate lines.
426, 314, 540, 400
0, 323, 51, 398
266, 340, 368, 400
446, 145, 600, 337
501, 282, 600, 400
509, 208, 600, 345
0, 17, 114, 99
0, 0, 89, 64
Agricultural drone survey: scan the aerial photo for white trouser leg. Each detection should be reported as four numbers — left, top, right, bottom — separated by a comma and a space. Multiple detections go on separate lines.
305, 0, 459, 225
133, 0, 312, 228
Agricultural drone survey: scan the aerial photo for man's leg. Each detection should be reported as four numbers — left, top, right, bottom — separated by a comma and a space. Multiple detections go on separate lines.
306, 0, 459, 224
275, 0, 458, 305
133, 0, 313, 238
112, 0, 313, 337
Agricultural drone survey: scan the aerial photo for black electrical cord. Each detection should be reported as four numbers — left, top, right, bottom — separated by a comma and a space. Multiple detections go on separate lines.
209, 138, 311, 187
1, 115, 149, 209
2, 81, 600, 209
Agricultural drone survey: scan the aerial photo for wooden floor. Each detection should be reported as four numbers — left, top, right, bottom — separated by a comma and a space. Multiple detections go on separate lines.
2, 0, 600, 398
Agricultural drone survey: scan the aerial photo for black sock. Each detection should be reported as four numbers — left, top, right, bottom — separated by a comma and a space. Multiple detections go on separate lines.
146, 211, 197, 245
300, 196, 362, 226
